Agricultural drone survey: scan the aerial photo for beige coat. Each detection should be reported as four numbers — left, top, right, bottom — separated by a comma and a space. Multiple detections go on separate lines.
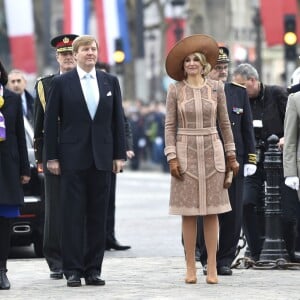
283, 91, 300, 200
164, 79, 235, 216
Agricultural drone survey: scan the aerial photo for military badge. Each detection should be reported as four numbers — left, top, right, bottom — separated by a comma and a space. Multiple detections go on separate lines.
232, 107, 243, 114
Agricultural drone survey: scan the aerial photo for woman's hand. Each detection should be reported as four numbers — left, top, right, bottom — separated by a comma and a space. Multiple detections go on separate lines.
168, 158, 183, 180
226, 154, 239, 177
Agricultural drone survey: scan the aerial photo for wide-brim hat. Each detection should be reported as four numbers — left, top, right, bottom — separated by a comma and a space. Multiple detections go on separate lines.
165, 34, 219, 81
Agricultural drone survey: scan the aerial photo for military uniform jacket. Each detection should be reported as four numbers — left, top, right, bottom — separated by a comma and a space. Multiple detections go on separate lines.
225, 82, 256, 165
33, 74, 55, 174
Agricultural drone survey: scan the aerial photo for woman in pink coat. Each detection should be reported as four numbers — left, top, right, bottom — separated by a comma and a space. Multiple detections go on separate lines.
164, 35, 239, 284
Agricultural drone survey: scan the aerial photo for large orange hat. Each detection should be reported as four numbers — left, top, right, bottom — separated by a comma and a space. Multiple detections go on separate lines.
165, 34, 219, 81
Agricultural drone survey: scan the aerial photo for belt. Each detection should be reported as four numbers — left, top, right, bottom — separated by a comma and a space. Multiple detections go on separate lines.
177, 127, 217, 136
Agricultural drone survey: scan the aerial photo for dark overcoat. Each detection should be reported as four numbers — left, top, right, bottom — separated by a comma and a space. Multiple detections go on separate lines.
0, 87, 30, 205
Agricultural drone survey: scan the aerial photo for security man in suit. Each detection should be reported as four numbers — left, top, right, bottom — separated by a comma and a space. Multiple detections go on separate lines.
95, 62, 133, 251
44, 35, 126, 287
33, 34, 78, 279
196, 47, 257, 275
7, 69, 35, 125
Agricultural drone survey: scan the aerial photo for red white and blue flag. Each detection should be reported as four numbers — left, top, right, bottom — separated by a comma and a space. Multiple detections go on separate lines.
3, 0, 37, 73
63, 0, 90, 35
94, 0, 131, 64
63, 0, 131, 65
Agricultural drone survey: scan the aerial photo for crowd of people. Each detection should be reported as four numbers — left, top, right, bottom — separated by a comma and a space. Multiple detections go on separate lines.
0, 31, 300, 290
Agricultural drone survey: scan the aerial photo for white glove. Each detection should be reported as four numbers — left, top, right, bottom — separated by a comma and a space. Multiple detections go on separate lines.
244, 164, 257, 177
285, 176, 300, 190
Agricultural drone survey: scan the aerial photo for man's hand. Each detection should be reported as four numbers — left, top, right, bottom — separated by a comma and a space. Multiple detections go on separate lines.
278, 137, 284, 151
285, 176, 299, 190
37, 163, 44, 173
113, 159, 125, 173
126, 150, 135, 159
20, 175, 30, 184
47, 160, 61, 175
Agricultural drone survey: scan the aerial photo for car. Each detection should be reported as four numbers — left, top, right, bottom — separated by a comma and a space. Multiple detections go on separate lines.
10, 117, 45, 257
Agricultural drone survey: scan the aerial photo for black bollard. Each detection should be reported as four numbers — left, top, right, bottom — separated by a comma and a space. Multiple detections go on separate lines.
259, 134, 289, 260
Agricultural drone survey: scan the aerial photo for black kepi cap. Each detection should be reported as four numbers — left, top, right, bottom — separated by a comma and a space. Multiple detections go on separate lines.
217, 46, 230, 63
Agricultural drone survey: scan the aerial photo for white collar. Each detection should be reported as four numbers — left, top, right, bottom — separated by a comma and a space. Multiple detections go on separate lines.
77, 66, 97, 80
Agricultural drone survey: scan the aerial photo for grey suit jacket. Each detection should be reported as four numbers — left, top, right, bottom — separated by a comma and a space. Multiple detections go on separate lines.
283, 91, 300, 198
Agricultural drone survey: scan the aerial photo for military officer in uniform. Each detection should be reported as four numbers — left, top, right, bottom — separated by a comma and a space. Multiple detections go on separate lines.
33, 34, 78, 279
196, 47, 257, 275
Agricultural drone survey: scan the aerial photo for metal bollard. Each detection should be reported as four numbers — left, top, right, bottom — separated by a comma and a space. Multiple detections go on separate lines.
259, 134, 289, 260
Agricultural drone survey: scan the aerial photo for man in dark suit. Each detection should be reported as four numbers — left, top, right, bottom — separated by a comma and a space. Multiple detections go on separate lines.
33, 34, 78, 279
95, 62, 132, 251
44, 35, 126, 287
196, 47, 257, 275
7, 69, 34, 125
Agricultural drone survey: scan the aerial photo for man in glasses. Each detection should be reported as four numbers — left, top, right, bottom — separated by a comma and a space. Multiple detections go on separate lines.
196, 47, 257, 276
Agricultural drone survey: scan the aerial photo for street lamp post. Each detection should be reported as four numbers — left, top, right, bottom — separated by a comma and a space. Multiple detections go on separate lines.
171, 0, 185, 42
147, 32, 157, 102
252, 4, 262, 77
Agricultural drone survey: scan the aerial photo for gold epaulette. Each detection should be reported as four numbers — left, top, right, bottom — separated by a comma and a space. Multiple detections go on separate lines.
38, 74, 54, 81
34, 74, 54, 88
231, 81, 246, 89
37, 81, 46, 111
248, 153, 257, 164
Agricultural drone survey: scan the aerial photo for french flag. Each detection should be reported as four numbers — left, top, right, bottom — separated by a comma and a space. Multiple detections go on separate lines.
3, 0, 37, 73
94, 0, 131, 64
63, 0, 90, 35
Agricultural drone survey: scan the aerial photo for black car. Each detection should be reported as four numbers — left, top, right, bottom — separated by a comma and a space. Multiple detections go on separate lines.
10, 117, 45, 257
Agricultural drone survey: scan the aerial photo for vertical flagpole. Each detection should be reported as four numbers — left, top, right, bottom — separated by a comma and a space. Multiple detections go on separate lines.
4, 0, 37, 73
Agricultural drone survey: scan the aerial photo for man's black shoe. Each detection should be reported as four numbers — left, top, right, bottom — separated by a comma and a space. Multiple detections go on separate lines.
195, 248, 201, 262
85, 275, 105, 286
67, 274, 81, 287
0, 269, 10, 290
203, 265, 233, 276
50, 270, 63, 279
106, 240, 131, 251
217, 266, 232, 276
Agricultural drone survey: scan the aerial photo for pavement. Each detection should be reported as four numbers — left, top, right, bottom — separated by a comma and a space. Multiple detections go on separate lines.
3, 170, 300, 300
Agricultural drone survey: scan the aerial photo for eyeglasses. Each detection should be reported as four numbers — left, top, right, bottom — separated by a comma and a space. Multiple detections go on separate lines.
214, 65, 228, 71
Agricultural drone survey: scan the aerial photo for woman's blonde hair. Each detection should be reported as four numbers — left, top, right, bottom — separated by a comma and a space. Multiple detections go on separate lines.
183, 52, 211, 78
195, 52, 211, 76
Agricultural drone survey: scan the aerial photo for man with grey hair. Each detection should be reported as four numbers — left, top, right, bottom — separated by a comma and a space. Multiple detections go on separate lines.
7, 69, 34, 124
232, 63, 300, 263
